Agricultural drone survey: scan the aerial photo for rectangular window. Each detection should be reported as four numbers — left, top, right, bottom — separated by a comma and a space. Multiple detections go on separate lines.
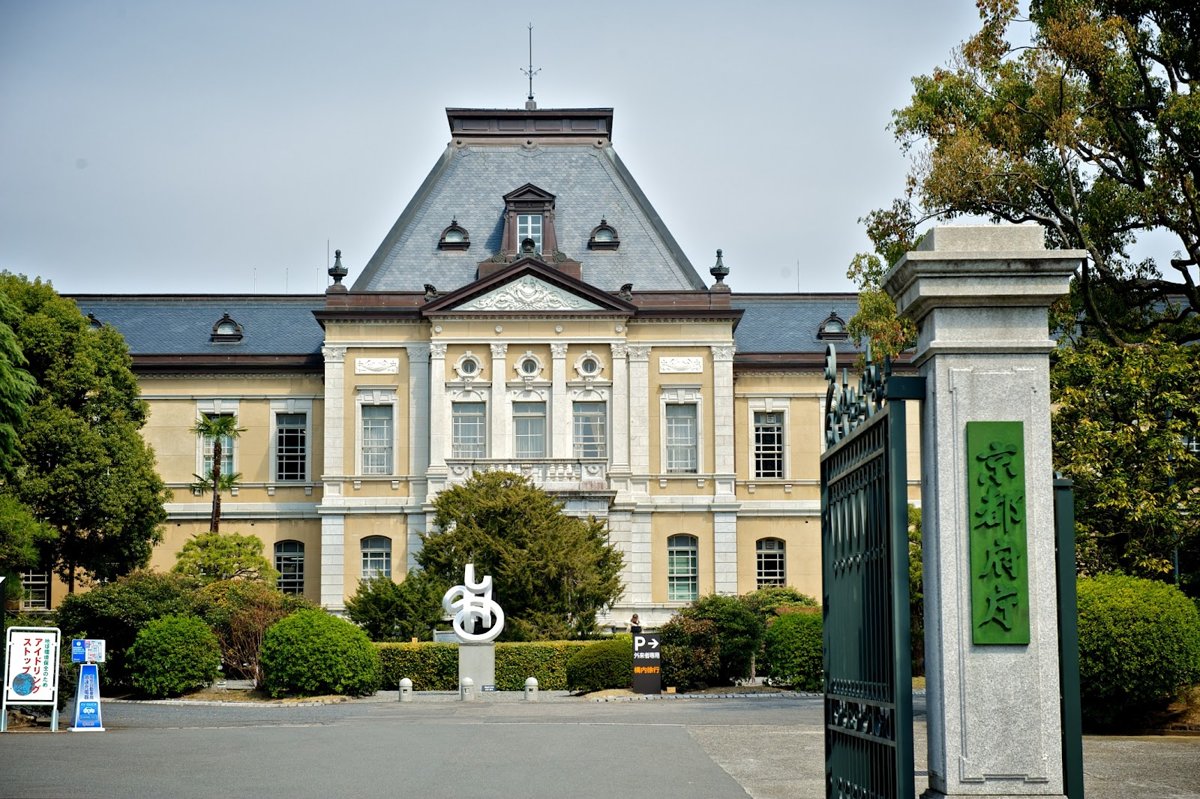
665, 404, 698, 473
573, 401, 607, 459
756, 539, 786, 589
517, 214, 543, 252
361, 404, 394, 475
451, 402, 487, 458
361, 536, 392, 580
667, 536, 698, 602
275, 541, 304, 596
514, 401, 546, 459
20, 571, 50, 611
754, 411, 785, 478
275, 412, 307, 481
200, 413, 235, 478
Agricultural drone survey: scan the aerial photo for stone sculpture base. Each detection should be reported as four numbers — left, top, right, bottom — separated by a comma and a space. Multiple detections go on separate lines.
459, 642, 496, 692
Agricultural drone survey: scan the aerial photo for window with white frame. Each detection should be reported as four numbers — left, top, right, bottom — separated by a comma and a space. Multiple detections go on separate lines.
361, 536, 392, 580
665, 404, 698, 473
573, 401, 607, 458
20, 570, 50, 611
452, 402, 487, 458
517, 214, 543, 253
754, 411, 785, 478
274, 411, 307, 481
360, 403, 394, 475
199, 412, 236, 478
275, 540, 304, 595
667, 534, 699, 602
514, 401, 547, 458
756, 538, 786, 588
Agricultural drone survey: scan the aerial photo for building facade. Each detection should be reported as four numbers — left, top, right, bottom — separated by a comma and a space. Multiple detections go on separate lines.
52, 106, 912, 626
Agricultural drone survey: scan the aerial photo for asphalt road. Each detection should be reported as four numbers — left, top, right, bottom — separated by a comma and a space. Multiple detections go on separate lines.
1, 694, 1197, 798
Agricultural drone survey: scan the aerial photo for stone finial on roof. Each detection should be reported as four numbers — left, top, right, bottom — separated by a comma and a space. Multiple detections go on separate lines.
710, 249, 730, 288
327, 249, 348, 294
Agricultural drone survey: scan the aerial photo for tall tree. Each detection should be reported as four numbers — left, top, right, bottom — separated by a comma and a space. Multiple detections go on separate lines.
860, 0, 1199, 346
418, 471, 624, 640
191, 413, 243, 533
0, 274, 169, 591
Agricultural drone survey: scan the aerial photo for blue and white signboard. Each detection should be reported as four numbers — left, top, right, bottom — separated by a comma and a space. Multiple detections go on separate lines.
70, 662, 105, 732
70, 639, 106, 664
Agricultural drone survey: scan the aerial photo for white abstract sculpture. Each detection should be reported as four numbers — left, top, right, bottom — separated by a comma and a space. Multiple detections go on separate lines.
441, 563, 505, 643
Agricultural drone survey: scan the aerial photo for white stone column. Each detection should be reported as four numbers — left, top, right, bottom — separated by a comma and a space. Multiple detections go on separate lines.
319, 345, 347, 612
711, 343, 737, 498
883, 226, 1082, 799
490, 343, 509, 459
628, 511, 653, 604
406, 344, 430, 572
428, 343, 448, 473
610, 342, 630, 478
551, 343, 570, 458
627, 345, 651, 483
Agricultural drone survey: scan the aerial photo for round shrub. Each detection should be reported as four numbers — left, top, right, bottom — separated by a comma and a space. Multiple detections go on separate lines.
761, 608, 823, 691
1077, 574, 1200, 729
677, 595, 764, 685
566, 638, 632, 693
260, 610, 381, 698
127, 615, 221, 698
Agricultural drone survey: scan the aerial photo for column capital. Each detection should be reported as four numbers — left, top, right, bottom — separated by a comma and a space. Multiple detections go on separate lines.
429, 342, 448, 359
610, 342, 629, 359
490, 342, 509, 358
322, 345, 347, 363
710, 343, 736, 362
550, 342, 569, 359
627, 344, 651, 362
405, 343, 430, 364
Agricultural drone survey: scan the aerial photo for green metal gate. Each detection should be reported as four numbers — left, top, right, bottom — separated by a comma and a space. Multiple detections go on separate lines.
820, 345, 922, 799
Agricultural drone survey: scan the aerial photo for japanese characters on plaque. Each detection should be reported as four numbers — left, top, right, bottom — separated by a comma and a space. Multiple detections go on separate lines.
966, 422, 1031, 646
4, 627, 61, 704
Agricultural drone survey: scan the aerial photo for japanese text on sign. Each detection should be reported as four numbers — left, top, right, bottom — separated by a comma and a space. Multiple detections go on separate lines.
966, 421, 1030, 645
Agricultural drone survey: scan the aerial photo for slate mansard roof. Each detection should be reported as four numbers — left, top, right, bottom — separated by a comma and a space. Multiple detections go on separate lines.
352, 108, 708, 294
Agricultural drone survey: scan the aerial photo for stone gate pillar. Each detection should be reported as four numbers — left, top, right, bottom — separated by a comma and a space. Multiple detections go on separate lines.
883, 226, 1084, 798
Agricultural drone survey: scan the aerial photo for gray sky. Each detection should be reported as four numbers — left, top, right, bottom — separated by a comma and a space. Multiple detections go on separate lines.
0, 0, 984, 296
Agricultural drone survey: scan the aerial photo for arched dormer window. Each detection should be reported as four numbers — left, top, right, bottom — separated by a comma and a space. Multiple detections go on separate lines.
438, 219, 470, 251
211, 313, 244, 343
817, 312, 848, 341
587, 219, 620, 250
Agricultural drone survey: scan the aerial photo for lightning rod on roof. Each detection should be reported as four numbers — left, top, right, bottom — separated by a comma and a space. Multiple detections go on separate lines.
521, 23, 540, 111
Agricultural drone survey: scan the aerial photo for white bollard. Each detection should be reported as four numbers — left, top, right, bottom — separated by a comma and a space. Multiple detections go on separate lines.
399, 677, 413, 702
524, 677, 539, 702
460, 677, 476, 702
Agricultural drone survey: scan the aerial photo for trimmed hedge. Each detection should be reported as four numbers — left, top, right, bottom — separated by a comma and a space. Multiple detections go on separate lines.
127, 615, 221, 699
660, 616, 721, 691
1077, 574, 1200, 729
260, 610, 381, 698
566, 638, 633, 693
377, 640, 596, 691
761, 608, 823, 691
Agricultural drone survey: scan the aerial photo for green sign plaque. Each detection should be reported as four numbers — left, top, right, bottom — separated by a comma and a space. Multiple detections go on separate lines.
966, 421, 1030, 645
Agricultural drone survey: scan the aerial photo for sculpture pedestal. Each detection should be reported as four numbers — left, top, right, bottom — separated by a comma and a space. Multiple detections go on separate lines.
459, 642, 496, 692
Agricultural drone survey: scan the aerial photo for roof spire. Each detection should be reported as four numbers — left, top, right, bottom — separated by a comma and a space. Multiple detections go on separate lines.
521, 23, 541, 110
327, 248, 348, 294
710, 248, 729, 284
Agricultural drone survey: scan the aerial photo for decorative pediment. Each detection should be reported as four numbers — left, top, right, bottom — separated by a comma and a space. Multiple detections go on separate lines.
457, 275, 603, 312
502, 183, 556, 205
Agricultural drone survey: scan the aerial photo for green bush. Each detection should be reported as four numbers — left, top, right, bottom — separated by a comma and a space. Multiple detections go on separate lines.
193, 579, 313, 684
127, 615, 221, 698
676, 594, 764, 684
378, 643, 460, 690
345, 571, 446, 642
1077, 574, 1200, 729
761, 608, 824, 691
660, 616, 721, 691
376, 641, 593, 691
55, 570, 199, 687
260, 610, 381, 698
740, 586, 819, 622
566, 638, 632, 693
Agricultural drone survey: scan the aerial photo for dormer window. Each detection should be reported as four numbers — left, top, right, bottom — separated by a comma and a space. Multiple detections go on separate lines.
517, 214, 543, 254
211, 313, 244, 343
588, 219, 620, 250
818, 312, 848, 340
438, 219, 470, 251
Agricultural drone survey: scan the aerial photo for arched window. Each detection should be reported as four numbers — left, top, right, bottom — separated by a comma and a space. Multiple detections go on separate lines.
361, 536, 392, 580
275, 540, 305, 595
667, 534, 699, 602
756, 538, 786, 589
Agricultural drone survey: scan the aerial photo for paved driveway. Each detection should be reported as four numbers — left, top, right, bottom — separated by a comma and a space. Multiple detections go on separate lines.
1, 694, 1197, 798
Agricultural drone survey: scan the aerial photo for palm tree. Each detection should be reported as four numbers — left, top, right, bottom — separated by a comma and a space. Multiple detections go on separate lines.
191, 414, 244, 533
